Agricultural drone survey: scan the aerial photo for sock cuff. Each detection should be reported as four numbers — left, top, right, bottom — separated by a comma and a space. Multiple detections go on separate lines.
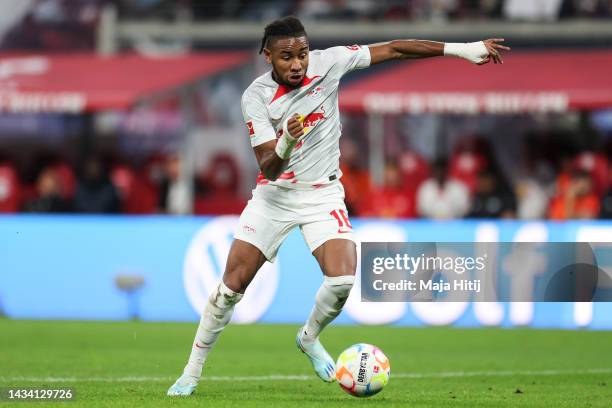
210, 281, 244, 307
219, 281, 242, 297
323, 275, 355, 287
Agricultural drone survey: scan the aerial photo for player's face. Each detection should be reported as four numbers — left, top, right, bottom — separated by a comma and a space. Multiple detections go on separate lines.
265, 36, 309, 88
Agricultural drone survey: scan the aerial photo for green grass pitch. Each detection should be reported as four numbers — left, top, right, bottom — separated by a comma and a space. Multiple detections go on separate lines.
1, 319, 611, 407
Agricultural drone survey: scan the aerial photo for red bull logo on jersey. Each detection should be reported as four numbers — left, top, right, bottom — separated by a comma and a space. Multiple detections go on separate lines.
301, 106, 327, 135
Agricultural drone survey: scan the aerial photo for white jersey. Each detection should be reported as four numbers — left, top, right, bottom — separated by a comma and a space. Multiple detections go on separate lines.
241, 45, 371, 189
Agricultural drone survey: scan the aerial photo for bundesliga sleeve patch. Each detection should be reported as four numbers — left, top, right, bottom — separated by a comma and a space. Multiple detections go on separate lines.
345, 45, 361, 51
246, 121, 254, 136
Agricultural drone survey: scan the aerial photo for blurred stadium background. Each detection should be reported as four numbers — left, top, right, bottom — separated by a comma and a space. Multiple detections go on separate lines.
2, 2, 612, 406
1, 0, 612, 330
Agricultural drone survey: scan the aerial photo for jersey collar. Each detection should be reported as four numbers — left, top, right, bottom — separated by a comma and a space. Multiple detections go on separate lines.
269, 74, 321, 104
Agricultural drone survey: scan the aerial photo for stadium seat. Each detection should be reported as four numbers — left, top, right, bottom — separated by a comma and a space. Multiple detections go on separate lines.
398, 151, 430, 193
194, 194, 246, 215
111, 165, 157, 214
195, 153, 246, 215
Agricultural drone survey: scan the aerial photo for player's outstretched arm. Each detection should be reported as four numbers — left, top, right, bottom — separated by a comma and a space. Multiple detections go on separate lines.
368, 38, 510, 66
254, 114, 304, 181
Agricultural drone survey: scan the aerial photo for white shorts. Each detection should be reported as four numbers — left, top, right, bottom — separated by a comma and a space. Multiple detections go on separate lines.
234, 181, 355, 262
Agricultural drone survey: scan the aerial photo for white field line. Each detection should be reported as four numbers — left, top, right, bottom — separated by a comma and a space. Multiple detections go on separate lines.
1, 368, 611, 383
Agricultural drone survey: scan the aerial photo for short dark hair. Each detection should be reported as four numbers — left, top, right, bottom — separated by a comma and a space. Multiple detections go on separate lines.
259, 16, 307, 54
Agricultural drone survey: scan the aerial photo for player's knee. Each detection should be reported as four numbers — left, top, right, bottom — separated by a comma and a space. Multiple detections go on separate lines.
322, 261, 356, 279
325, 251, 357, 278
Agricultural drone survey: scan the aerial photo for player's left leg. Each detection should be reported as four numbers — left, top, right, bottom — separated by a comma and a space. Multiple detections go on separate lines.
297, 182, 357, 382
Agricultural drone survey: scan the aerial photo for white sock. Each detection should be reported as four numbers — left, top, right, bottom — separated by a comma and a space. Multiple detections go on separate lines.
302, 275, 355, 342
183, 281, 243, 379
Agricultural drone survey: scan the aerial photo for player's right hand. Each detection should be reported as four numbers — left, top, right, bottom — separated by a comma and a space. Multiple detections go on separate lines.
286, 113, 305, 139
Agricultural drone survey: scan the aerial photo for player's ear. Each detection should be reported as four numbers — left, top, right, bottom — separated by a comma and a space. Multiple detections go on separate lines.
263, 48, 272, 64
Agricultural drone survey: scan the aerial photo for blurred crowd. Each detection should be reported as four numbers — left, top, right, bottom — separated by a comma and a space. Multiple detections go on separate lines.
0, 152, 246, 216
339, 134, 612, 221
115, 0, 612, 21
2, 131, 612, 220
0, 0, 101, 51
1, 0, 612, 51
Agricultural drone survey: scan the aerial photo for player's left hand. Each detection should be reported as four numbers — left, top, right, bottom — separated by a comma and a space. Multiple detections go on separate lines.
478, 39, 511, 65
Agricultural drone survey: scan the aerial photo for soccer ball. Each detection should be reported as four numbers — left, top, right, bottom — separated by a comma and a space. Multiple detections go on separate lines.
335, 343, 391, 397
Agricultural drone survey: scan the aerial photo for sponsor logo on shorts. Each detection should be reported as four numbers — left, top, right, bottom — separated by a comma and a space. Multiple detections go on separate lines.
243, 224, 256, 234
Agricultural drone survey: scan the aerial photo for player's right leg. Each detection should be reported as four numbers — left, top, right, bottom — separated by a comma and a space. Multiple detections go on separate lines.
295, 183, 357, 382
167, 239, 267, 396
169, 184, 291, 396
296, 239, 356, 383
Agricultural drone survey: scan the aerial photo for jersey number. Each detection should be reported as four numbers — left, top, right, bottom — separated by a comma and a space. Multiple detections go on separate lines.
330, 209, 352, 232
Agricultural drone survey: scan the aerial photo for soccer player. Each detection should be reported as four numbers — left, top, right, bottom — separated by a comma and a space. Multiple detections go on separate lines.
168, 16, 509, 396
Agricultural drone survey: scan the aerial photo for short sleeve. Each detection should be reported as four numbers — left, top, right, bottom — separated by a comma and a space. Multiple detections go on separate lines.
241, 90, 277, 147
324, 45, 371, 77
241, 90, 276, 147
